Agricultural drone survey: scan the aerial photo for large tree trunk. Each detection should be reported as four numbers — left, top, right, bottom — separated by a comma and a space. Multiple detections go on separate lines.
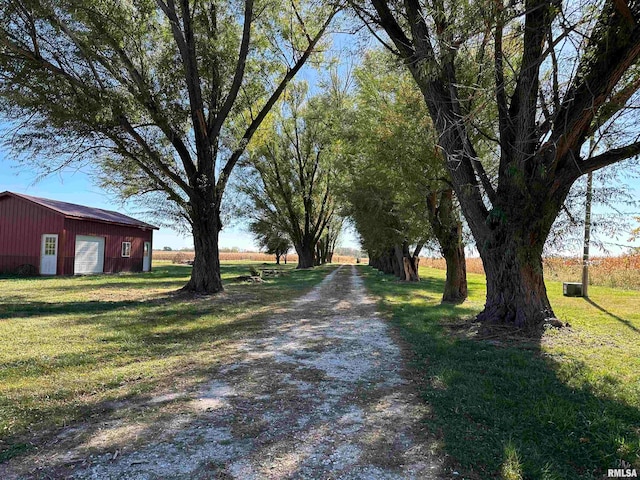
391, 245, 404, 278
369, 249, 395, 275
315, 235, 333, 265
472, 196, 562, 331
386, 252, 393, 274
415, 84, 554, 327
183, 201, 223, 293
370, 244, 419, 281
425, 129, 558, 329
315, 240, 325, 265
442, 241, 467, 303
477, 234, 552, 330
295, 243, 315, 269
321, 239, 330, 264
398, 242, 420, 281
426, 189, 467, 302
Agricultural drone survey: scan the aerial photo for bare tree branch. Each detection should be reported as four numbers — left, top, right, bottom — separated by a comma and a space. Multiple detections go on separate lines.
581, 140, 640, 174
210, 0, 254, 139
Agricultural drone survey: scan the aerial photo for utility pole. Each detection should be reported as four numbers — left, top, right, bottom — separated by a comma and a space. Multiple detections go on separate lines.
582, 172, 593, 298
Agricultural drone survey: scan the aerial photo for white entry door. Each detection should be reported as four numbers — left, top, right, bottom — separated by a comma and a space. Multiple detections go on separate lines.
74, 236, 105, 274
40, 234, 58, 275
143, 242, 151, 272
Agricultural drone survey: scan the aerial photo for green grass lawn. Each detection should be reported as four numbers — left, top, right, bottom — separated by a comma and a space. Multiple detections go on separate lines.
0, 261, 333, 462
360, 265, 640, 480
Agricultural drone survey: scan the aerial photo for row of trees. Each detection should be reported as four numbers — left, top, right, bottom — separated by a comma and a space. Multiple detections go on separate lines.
241, 70, 427, 274
341, 51, 468, 302
240, 84, 342, 268
239, 57, 468, 306
355, 0, 640, 330
2, 0, 640, 333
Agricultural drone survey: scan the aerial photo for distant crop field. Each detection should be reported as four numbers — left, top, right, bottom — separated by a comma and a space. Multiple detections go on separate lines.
153, 250, 364, 265
421, 253, 640, 290
420, 257, 486, 276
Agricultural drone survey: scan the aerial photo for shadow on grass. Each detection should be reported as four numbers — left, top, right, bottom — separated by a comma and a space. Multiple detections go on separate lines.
0, 265, 435, 476
0, 264, 188, 280
0, 294, 267, 456
584, 298, 640, 334
0, 264, 302, 319
23, 264, 296, 294
3, 263, 333, 353
0, 299, 145, 320
361, 267, 640, 479
1, 264, 445, 478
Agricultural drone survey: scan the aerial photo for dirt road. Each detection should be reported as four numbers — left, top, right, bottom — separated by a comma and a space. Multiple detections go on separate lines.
3, 265, 444, 479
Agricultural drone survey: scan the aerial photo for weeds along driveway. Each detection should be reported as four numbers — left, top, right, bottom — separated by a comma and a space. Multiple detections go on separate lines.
2, 265, 444, 479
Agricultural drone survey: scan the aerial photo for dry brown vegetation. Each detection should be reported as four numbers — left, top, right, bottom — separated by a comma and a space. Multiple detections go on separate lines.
153, 251, 639, 289
420, 257, 486, 276
153, 250, 362, 265
421, 253, 640, 290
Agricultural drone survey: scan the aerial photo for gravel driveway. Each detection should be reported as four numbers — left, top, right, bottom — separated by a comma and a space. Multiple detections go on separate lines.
3, 265, 444, 479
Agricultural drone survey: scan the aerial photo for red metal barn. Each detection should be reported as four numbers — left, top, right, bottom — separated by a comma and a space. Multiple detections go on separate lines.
0, 192, 158, 275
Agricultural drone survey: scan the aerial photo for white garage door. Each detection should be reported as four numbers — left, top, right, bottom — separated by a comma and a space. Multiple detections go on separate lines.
74, 235, 105, 274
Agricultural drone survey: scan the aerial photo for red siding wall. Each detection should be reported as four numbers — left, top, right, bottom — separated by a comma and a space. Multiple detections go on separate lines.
0, 195, 154, 275
0, 196, 64, 273
62, 219, 153, 274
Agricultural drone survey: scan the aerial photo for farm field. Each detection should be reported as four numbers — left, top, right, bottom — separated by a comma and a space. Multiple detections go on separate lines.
361, 264, 640, 479
3, 1, 639, 477
0, 261, 334, 462
152, 250, 364, 265
421, 253, 640, 290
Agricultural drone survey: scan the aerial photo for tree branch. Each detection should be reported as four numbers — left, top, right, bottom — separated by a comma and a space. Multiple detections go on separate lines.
109, 136, 187, 209
550, 0, 640, 167
117, 116, 193, 195
157, 0, 210, 175
587, 74, 640, 137
494, 4, 511, 150
403, 0, 436, 62
215, 6, 339, 203
507, 0, 555, 161
369, 0, 415, 59
350, 4, 400, 56
580, 140, 640, 174
210, 0, 254, 139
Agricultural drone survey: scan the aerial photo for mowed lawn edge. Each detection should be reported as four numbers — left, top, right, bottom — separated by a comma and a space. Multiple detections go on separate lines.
0, 261, 336, 462
360, 265, 640, 480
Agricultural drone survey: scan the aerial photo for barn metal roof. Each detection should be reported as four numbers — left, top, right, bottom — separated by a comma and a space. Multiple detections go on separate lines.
0, 191, 159, 230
